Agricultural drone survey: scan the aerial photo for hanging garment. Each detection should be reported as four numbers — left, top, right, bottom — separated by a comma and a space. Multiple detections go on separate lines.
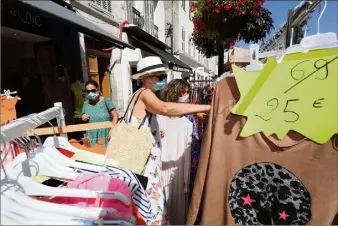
187, 77, 338, 225
125, 106, 168, 225
41, 173, 134, 223
158, 116, 192, 224
101, 166, 152, 224
31, 162, 151, 224
82, 98, 115, 147
0, 95, 19, 125
185, 115, 201, 200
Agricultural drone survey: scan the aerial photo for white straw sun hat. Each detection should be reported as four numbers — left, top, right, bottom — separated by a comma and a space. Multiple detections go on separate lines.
132, 56, 169, 80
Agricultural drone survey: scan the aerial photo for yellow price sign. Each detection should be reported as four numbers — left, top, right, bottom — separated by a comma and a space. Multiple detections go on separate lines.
232, 49, 338, 144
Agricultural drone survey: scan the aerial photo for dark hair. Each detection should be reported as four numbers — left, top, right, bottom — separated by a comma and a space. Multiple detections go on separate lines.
85, 80, 99, 89
162, 79, 191, 102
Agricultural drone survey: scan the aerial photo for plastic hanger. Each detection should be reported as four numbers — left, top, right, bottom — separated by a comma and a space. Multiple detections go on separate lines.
0, 89, 21, 100
9, 138, 79, 180
1, 211, 29, 225
43, 135, 85, 153
0, 213, 21, 225
1, 195, 76, 221
245, 44, 263, 71
238, 0, 337, 65
1, 144, 130, 205
28, 132, 86, 172
1, 210, 84, 225
39, 145, 105, 173
1, 170, 130, 205
42, 130, 108, 172
20, 134, 76, 174
43, 135, 119, 168
1, 186, 107, 220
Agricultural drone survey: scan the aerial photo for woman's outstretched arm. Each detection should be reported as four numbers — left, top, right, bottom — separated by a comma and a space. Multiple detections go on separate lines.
141, 89, 210, 117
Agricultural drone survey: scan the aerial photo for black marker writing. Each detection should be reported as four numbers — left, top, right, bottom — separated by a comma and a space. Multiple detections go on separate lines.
290, 60, 310, 80
283, 99, 300, 122
255, 98, 279, 121
285, 56, 338, 94
314, 59, 329, 80
313, 98, 324, 108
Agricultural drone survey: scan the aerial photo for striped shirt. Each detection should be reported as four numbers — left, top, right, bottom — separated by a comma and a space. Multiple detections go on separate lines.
75, 164, 152, 224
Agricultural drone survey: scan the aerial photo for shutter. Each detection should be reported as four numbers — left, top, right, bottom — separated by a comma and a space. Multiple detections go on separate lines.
90, 0, 111, 13
102, 0, 112, 13
91, 0, 101, 7
127, 0, 133, 22
144, 0, 149, 32
149, 0, 154, 35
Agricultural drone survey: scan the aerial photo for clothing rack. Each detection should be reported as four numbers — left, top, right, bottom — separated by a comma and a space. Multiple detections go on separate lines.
0, 103, 63, 143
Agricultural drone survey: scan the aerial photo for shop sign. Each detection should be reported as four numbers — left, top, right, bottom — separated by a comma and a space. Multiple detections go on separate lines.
10, 6, 42, 27
169, 64, 192, 73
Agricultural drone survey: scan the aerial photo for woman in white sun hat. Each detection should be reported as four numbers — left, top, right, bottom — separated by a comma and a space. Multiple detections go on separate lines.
124, 56, 210, 225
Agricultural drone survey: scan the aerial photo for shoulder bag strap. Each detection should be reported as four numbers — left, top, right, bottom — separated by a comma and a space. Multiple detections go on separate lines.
120, 88, 146, 123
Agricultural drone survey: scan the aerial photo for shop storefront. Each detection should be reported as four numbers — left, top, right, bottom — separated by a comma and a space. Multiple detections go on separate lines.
2, 0, 81, 124
1, 0, 133, 124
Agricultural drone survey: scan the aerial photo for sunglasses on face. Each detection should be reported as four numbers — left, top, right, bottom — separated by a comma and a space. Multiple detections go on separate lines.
82, 89, 97, 93
150, 74, 167, 81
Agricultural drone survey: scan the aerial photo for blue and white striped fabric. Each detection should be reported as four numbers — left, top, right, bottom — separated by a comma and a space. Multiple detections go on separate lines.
101, 166, 152, 224
75, 164, 152, 224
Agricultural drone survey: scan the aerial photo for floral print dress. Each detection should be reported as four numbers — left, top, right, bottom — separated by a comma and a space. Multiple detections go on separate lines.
126, 111, 169, 225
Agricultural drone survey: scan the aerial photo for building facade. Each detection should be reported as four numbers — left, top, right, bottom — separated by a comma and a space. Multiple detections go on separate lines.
66, 0, 172, 115
63, 0, 216, 116
164, 0, 218, 81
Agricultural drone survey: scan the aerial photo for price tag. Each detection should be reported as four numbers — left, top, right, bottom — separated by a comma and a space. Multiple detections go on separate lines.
232, 49, 338, 144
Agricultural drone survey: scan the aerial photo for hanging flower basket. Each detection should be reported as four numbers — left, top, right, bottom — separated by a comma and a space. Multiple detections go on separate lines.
190, 0, 274, 57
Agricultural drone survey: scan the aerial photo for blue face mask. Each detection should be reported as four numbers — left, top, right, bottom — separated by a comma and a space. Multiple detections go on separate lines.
87, 92, 99, 100
154, 80, 166, 91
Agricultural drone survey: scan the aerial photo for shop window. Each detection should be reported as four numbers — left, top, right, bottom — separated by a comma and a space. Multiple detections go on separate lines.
89, 0, 112, 15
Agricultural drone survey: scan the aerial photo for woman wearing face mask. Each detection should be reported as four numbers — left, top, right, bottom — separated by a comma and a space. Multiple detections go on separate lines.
162, 79, 203, 202
82, 80, 118, 147
125, 57, 210, 225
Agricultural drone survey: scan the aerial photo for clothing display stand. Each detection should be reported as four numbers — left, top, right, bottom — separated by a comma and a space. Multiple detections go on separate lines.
1, 104, 63, 143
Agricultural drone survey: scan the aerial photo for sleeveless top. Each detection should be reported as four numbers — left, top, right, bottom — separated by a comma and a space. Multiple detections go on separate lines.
124, 90, 169, 225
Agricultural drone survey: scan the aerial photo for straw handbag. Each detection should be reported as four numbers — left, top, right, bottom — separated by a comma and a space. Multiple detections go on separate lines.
105, 89, 153, 174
